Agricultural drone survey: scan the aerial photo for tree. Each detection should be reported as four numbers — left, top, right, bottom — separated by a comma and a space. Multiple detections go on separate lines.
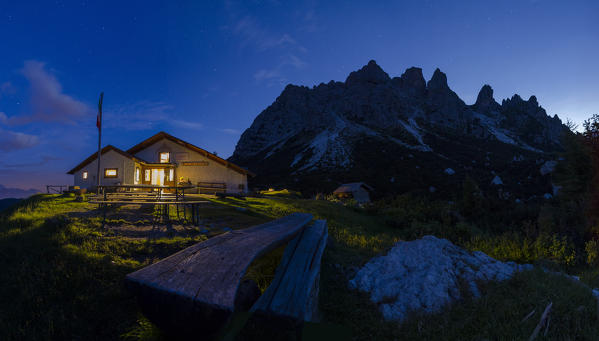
554, 114, 599, 237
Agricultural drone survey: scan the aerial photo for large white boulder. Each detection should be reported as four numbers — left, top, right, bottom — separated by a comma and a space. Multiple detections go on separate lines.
349, 236, 531, 322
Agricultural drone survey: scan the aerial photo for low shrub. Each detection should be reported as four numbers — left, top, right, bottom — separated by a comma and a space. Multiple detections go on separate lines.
584, 239, 599, 266
466, 233, 578, 267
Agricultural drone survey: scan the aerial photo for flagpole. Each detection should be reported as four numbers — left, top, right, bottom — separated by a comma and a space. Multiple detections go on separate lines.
96, 92, 104, 194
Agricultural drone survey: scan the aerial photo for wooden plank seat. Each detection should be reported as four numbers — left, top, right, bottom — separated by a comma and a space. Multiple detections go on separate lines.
124, 213, 313, 338
89, 200, 209, 205
90, 193, 179, 202
251, 220, 327, 320
198, 182, 227, 194
96, 196, 178, 202
90, 200, 210, 226
238, 220, 328, 339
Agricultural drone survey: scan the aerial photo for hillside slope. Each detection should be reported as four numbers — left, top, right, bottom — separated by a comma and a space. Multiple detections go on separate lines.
230, 60, 567, 198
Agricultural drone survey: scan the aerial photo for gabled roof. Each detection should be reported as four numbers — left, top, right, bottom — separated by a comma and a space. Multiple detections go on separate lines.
126, 131, 254, 176
333, 182, 374, 194
67, 145, 146, 174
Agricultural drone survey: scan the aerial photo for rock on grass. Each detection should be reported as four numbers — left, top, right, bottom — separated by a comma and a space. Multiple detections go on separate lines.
349, 235, 532, 322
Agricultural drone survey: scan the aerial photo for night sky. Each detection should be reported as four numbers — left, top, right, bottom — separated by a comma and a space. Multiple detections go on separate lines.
0, 0, 598, 192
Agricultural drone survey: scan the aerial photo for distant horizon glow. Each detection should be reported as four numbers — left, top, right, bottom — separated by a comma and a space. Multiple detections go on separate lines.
0, 0, 597, 191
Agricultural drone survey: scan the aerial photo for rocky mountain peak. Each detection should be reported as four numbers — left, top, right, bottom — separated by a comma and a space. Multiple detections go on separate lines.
528, 95, 538, 107
474, 84, 500, 113
231, 60, 568, 197
345, 60, 390, 86
399, 67, 426, 93
427, 68, 449, 91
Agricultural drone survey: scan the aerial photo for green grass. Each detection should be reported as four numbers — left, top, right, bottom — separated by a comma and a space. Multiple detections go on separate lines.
1, 194, 599, 340
258, 189, 303, 198
0, 194, 206, 340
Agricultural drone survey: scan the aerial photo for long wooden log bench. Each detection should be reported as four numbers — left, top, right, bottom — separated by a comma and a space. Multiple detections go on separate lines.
236, 219, 328, 339
125, 213, 328, 338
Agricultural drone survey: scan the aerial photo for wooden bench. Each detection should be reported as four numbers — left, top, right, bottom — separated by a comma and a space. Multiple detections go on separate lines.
89, 200, 209, 225
198, 182, 227, 194
125, 213, 327, 338
236, 220, 328, 339
250, 219, 327, 320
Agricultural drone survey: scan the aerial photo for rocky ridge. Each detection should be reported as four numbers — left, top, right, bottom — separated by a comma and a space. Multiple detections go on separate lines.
230, 60, 568, 196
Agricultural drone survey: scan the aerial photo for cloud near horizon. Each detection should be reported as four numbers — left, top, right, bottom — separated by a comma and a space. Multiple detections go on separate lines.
220, 128, 240, 135
103, 101, 203, 131
0, 126, 39, 151
6, 60, 92, 125
0, 183, 40, 199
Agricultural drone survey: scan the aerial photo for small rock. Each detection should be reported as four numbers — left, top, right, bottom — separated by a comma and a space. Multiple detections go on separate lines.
540, 160, 557, 175
444, 168, 455, 175
491, 175, 503, 185
429, 186, 437, 193
235, 207, 248, 212
552, 184, 561, 196
543, 193, 553, 199
223, 227, 232, 232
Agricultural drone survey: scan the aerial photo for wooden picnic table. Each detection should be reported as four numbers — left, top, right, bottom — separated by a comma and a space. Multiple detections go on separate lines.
92, 184, 205, 225
98, 184, 195, 202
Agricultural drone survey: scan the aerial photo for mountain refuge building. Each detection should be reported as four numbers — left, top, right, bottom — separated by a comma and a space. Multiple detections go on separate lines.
333, 182, 374, 204
67, 132, 252, 193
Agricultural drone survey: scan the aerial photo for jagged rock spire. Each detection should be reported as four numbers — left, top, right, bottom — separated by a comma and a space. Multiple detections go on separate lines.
345, 60, 390, 86
474, 84, 500, 112
400, 67, 426, 93
427, 68, 449, 90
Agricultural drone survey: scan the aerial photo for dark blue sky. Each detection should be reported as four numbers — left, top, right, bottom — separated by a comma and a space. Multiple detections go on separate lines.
1, 0, 598, 190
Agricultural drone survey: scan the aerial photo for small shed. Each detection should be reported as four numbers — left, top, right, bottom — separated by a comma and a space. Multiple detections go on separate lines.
333, 182, 374, 204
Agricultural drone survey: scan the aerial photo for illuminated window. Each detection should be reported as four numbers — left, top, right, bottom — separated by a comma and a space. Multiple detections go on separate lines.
82, 171, 88, 180
169, 168, 174, 181
135, 168, 140, 183
159, 152, 170, 163
104, 168, 118, 178
144, 169, 150, 181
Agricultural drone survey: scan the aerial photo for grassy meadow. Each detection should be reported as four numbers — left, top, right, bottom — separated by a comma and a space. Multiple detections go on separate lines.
1, 192, 599, 340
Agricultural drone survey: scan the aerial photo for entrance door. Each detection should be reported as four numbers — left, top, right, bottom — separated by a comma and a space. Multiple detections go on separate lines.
151, 169, 165, 186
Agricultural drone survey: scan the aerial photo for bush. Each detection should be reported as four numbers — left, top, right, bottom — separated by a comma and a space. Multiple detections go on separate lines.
585, 239, 599, 266
467, 233, 578, 266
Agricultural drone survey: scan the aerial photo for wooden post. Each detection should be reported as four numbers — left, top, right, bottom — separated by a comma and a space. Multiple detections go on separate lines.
95, 92, 104, 195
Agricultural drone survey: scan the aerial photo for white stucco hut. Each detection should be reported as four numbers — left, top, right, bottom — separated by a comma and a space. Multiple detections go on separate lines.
67, 132, 253, 193
333, 182, 374, 204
